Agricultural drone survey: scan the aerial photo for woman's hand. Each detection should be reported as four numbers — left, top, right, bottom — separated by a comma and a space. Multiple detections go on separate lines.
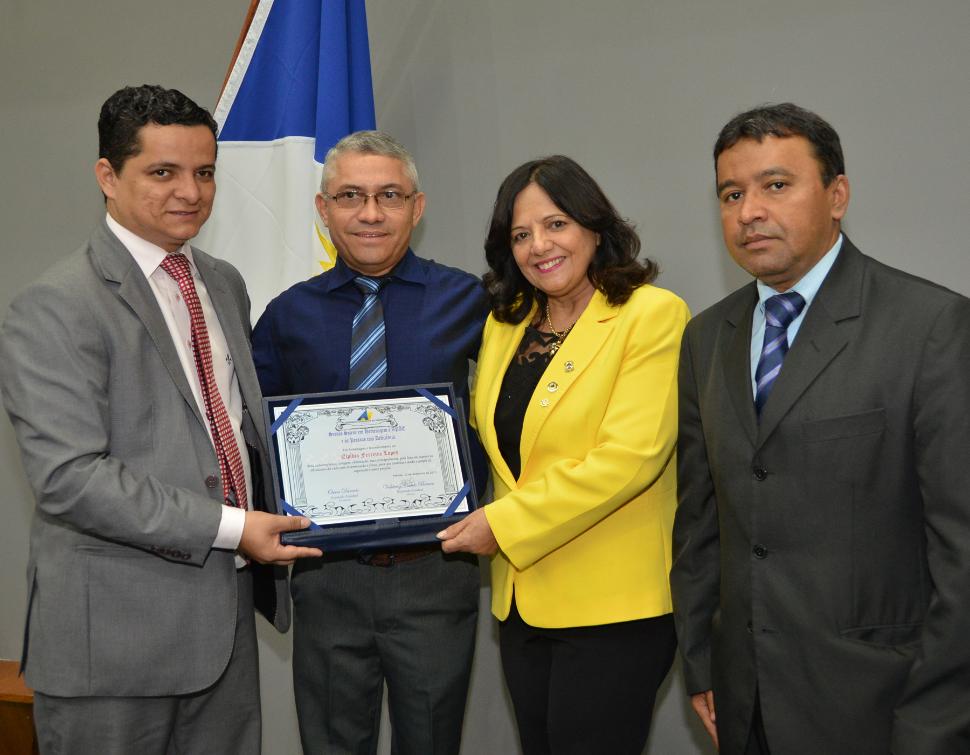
437, 508, 498, 556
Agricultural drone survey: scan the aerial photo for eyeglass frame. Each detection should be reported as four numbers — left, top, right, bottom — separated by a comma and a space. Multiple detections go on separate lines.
320, 189, 419, 210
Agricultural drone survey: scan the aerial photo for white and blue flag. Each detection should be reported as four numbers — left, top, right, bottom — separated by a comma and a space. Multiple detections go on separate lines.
198, 0, 376, 314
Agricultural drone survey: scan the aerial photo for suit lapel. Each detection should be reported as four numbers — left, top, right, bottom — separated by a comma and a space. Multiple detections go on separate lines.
518, 291, 616, 469
480, 315, 528, 491
194, 252, 268, 451
91, 221, 206, 429
722, 286, 759, 445
754, 239, 864, 449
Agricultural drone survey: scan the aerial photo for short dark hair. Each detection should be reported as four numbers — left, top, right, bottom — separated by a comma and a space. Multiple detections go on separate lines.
484, 155, 657, 324
713, 103, 845, 186
98, 85, 218, 172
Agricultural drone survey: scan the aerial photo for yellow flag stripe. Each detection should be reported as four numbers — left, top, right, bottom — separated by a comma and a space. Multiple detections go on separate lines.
316, 223, 337, 271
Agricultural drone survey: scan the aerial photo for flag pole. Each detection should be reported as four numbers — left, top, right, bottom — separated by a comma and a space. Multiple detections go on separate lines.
221, 0, 261, 95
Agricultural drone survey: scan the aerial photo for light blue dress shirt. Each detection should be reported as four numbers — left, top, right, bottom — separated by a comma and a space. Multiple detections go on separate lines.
749, 234, 844, 398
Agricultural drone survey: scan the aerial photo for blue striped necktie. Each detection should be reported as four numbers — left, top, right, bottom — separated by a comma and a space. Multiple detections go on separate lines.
349, 276, 388, 390
754, 291, 806, 416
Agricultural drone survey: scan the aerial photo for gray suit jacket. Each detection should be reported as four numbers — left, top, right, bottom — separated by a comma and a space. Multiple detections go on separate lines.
671, 239, 970, 755
0, 218, 289, 697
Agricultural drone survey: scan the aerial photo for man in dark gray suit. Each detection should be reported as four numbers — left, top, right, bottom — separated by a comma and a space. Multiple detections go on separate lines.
671, 103, 970, 755
0, 85, 319, 754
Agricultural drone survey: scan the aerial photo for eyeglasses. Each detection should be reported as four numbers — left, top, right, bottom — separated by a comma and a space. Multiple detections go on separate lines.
322, 190, 417, 210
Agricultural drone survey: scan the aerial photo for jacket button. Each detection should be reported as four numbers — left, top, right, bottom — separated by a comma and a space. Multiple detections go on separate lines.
539, 398, 550, 407
753, 544, 768, 559
547, 381, 558, 392
564, 361, 574, 372
752, 465, 768, 481
205, 475, 219, 489
746, 621, 753, 634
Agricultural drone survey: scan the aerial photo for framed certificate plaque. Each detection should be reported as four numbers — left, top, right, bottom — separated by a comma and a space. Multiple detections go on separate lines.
263, 383, 478, 551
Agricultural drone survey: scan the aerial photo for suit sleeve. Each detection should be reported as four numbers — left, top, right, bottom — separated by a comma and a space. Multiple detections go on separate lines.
0, 278, 222, 565
669, 322, 722, 695
891, 294, 970, 754
484, 294, 689, 570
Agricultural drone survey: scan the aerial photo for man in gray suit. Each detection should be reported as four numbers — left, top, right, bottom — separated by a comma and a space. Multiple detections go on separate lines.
0, 84, 320, 754
671, 103, 970, 755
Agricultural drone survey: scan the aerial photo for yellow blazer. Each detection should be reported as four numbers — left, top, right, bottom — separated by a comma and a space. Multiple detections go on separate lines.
474, 285, 689, 628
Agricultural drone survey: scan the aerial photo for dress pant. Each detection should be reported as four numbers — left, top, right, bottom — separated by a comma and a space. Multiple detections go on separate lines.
33, 568, 260, 755
291, 550, 479, 755
499, 601, 677, 755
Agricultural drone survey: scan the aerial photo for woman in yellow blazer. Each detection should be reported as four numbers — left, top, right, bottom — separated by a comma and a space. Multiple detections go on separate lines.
439, 155, 689, 755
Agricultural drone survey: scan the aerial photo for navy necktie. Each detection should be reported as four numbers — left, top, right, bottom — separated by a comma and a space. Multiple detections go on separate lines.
349, 276, 387, 389
754, 291, 806, 416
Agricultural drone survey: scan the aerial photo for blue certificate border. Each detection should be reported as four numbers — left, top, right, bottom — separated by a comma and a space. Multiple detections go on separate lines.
263, 383, 479, 552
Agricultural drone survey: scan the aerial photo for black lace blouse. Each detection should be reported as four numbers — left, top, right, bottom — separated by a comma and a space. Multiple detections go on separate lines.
493, 325, 569, 479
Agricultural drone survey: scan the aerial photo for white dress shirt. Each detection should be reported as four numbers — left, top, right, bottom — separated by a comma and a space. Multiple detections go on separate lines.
106, 213, 247, 554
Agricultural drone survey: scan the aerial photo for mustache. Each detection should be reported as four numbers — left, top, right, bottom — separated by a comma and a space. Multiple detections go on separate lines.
738, 230, 777, 244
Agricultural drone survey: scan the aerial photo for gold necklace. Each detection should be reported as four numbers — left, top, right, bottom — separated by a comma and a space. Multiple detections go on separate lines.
545, 301, 574, 356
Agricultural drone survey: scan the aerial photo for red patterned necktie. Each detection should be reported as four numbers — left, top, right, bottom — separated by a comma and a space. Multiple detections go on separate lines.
159, 252, 247, 510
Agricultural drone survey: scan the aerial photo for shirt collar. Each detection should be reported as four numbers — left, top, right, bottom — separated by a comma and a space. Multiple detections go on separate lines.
105, 212, 194, 278
327, 248, 423, 291
756, 233, 843, 311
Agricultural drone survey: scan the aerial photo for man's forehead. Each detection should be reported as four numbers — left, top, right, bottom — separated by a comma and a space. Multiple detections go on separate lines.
130, 123, 216, 162
135, 122, 214, 143
328, 152, 409, 186
716, 135, 815, 178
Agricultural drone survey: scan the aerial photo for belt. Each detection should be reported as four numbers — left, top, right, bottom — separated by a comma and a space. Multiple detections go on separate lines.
357, 544, 438, 567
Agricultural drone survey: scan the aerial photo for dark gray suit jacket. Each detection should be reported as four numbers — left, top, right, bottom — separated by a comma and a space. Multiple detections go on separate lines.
0, 218, 289, 697
671, 238, 970, 755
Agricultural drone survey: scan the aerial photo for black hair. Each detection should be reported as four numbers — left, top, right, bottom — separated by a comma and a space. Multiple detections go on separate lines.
483, 155, 656, 324
713, 102, 845, 186
98, 84, 218, 172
